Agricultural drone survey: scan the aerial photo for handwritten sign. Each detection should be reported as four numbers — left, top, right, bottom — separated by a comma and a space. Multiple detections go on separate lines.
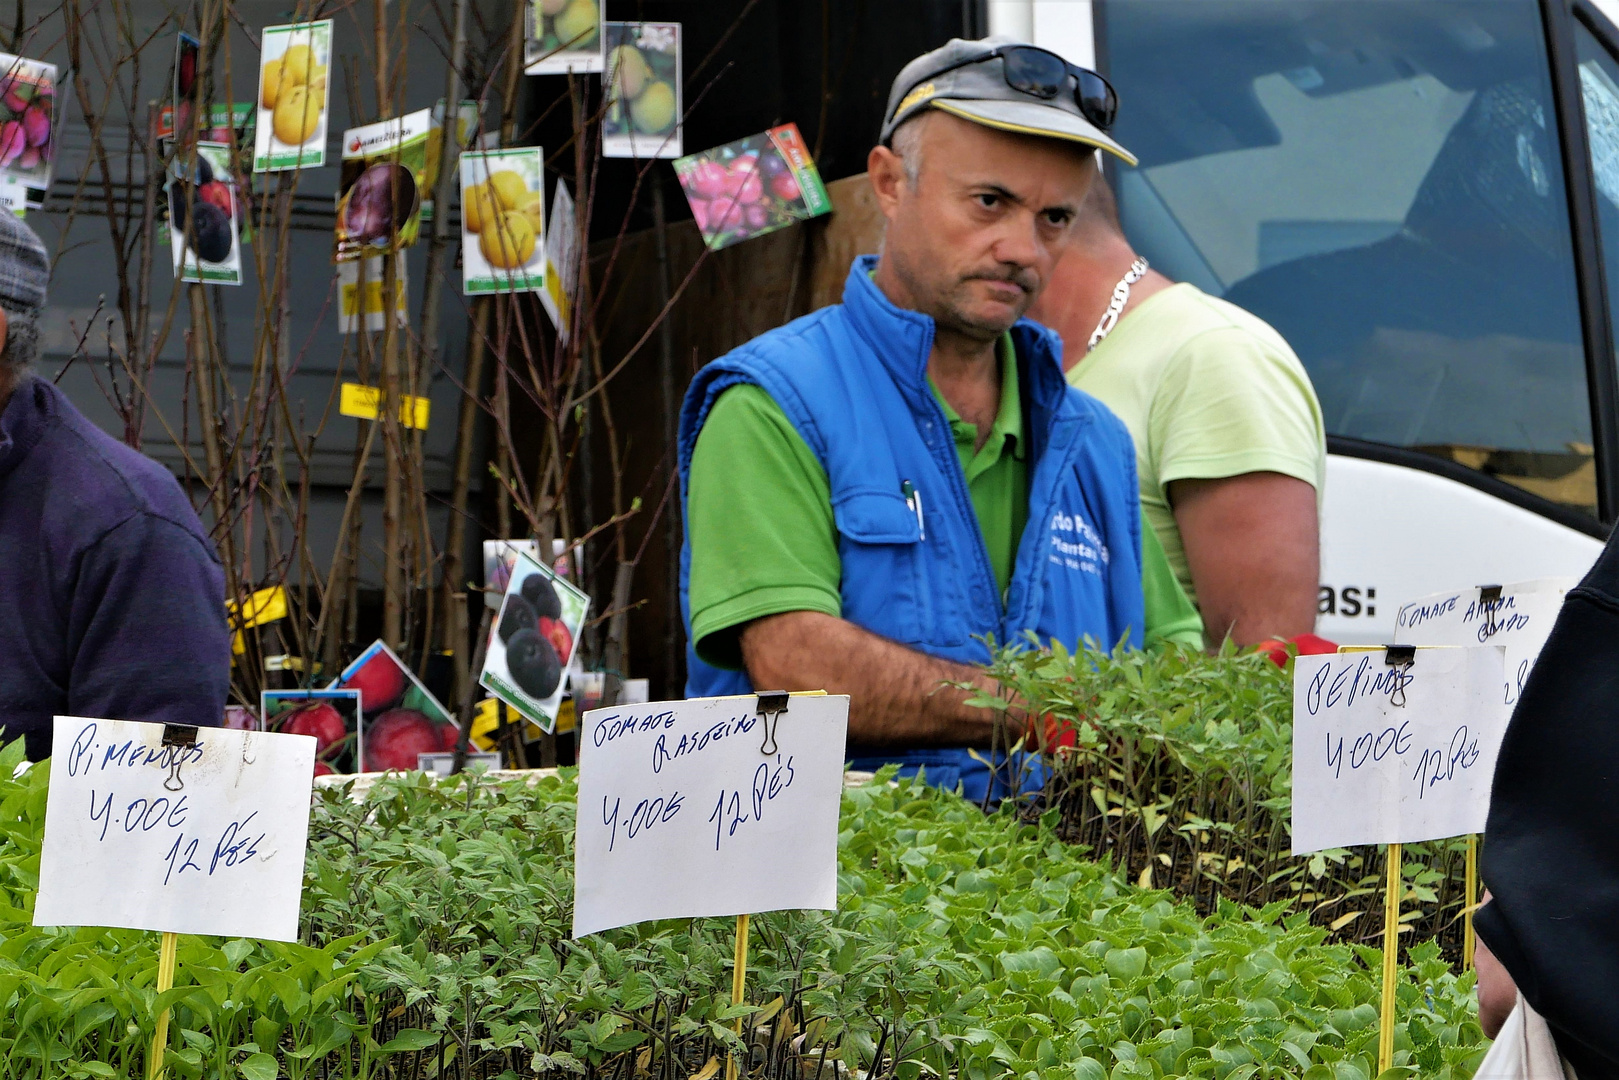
34, 717, 316, 940
1291, 648, 1509, 854
572, 694, 850, 938
1394, 578, 1572, 707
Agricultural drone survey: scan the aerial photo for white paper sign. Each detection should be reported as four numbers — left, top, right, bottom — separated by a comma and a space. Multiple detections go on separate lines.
1395, 578, 1573, 707
34, 717, 316, 940
1291, 648, 1509, 854
573, 694, 850, 938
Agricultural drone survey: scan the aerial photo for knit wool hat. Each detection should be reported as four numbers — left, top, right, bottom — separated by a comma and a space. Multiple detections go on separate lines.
0, 213, 48, 320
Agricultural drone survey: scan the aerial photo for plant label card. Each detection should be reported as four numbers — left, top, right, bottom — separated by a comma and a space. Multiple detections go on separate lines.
602, 23, 682, 160
1291, 647, 1510, 854
0, 52, 59, 204
167, 142, 243, 285
480, 550, 589, 731
673, 124, 831, 251
526, 0, 605, 74
329, 640, 458, 772
337, 254, 408, 334
1394, 578, 1573, 709
261, 688, 361, 776
335, 109, 432, 262
538, 181, 578, 340
572, 693, 850, 938
34, 717, 315, 941
460, 148, 546, 294
253, 20, 332, 172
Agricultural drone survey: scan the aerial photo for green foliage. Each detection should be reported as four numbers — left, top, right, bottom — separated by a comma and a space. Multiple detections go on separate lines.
980, 641, 1476, 953
0, 743, 1486, 1078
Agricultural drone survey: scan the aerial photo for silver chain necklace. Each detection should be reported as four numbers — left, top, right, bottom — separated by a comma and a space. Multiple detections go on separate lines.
1086, 256, 1150, 352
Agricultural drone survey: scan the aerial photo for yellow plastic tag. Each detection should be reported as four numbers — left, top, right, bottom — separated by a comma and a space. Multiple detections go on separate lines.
339, 382, 430, 430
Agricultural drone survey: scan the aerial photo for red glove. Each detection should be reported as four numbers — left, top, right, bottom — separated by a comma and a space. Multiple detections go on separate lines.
1256, 633, 1338, 668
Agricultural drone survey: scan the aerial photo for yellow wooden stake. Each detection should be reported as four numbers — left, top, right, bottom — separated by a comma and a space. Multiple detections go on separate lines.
726, 914, 751, 1080
149, 931, 179, 1080
1379, 844, 1401, 1074
1463, 834, 1478, 970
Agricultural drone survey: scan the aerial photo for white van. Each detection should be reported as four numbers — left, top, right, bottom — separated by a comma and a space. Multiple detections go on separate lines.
997, 0, 1619, 641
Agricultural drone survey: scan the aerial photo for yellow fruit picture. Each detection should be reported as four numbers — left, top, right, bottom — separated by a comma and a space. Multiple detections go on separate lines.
261, 61, 282, 109
279, 43, 313, 84
631, 81, 675, 136
601, 24, 680, 157
462, 182, 501, 234
517, 193, 545, 234
273, 85, 320, 145
487, 170, 529, 210
553, 0, 599, 48
480, 211, 536, 269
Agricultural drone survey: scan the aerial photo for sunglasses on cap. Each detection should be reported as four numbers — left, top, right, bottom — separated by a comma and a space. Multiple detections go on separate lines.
909, 44, 1118, 133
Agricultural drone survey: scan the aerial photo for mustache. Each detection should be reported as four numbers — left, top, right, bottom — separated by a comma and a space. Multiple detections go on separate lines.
960, 267, 1039, 292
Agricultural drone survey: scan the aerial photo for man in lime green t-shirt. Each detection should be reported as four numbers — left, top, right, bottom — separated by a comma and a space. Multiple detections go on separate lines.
1029, 176, 1325, 647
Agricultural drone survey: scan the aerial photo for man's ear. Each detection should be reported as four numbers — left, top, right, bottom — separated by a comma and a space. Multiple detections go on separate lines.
867, 144, 905, 222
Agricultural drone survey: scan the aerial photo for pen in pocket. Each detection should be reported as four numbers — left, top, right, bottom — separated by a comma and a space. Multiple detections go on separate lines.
901, 479, 926, 540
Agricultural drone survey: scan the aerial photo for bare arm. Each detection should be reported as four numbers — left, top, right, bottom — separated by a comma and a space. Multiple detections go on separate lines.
1474, 893, 1517, 1039
739, 610, 1024, 751
1168, 471, 1319, 648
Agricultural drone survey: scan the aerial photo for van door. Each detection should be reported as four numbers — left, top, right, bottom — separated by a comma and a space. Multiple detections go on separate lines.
1090, 0, 1614, 642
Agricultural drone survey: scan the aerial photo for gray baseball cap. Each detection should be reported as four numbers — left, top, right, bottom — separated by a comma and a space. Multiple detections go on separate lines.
880, 36, 1137, 166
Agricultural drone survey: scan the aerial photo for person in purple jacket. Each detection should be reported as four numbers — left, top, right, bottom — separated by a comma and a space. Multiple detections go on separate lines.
0, 214, 229, 761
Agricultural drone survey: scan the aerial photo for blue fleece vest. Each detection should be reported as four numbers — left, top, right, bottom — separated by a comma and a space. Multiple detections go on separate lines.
678, 256, 1145, 802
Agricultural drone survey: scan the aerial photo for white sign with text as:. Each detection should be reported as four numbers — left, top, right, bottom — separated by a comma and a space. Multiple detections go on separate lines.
1395, 578, 1573, 708
573, 694, 849, 938
34, 717, 316, 940
1291, 648, 1509, 854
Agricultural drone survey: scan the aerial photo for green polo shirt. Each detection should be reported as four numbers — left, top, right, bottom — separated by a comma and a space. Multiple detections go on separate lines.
686, 336, 1204, 669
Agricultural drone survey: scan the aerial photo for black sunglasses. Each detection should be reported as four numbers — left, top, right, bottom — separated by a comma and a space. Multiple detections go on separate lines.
911, 45, 1118, 133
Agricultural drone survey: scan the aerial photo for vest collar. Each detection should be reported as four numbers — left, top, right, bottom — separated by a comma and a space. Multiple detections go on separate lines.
840, 255, 1072, 428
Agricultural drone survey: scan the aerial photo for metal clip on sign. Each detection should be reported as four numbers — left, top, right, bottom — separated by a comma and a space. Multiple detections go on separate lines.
1478, 583, 1503, 637
755, 691, 789, 755
1383, 644, 1415, 708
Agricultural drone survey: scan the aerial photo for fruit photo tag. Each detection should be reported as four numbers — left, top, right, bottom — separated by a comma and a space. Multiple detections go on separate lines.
34, 716, 316, 941
336, 254, 409, 334
460, 148, 546, 294
538, 180, 578, 339
329, 640, 459, 773
480, 550, 589, 732
601, 23, 681, 160
1290, 646, 1511, 854
673, 123, 832, 251
483, 539, 542, 610
171, 32, 200, 153
260, 689, 361, 777
1394, 578, 1574, 710
525, 0, 605, 75
167, 142, 243, 285
572, 693, 851, 937
252, 20, 331, 172
0, 52, 60, 203
335, 109, 432, 262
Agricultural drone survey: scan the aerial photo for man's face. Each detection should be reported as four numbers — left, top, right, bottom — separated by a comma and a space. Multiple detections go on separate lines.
871, 111, 1097, 342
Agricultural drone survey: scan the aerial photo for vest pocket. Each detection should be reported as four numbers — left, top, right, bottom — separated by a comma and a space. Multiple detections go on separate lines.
832, 489, 932, 646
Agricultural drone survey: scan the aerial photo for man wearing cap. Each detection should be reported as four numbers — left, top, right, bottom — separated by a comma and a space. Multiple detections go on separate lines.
1029, 177, 1326, 648
679, 38, 1197, 802
0, 214, 230, 761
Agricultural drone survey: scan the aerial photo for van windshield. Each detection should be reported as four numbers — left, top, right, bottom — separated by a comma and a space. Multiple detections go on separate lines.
1101, 0, 1596, 517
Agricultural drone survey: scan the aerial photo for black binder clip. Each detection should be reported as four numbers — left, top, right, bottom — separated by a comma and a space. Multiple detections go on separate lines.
1478, 584, 1503, 637
755, 691, 790, 755
161, 724, 198, 792
1384, 645, 1416, 708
